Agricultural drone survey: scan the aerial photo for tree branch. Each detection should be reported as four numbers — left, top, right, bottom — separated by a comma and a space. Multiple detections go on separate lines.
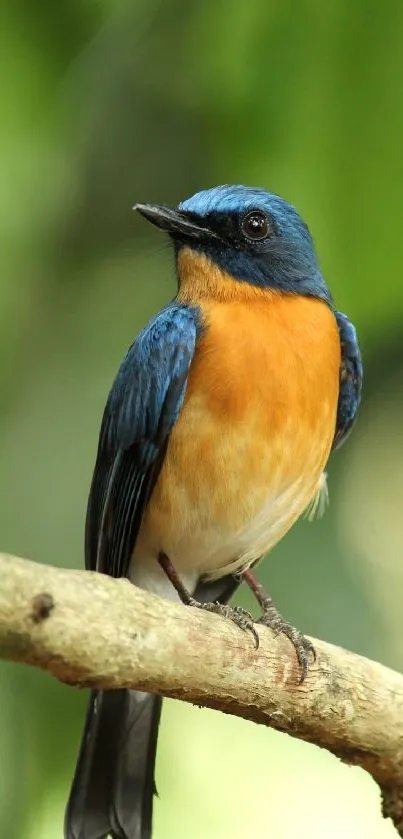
1, 552, 403, 834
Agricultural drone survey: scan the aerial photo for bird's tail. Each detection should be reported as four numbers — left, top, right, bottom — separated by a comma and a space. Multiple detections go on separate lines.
65, 689, 162, 839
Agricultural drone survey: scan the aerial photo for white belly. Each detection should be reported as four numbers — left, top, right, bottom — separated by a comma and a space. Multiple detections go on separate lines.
129, 470, 326, 594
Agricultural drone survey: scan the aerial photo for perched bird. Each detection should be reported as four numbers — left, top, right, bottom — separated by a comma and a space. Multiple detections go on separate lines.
65, 185, 362, 839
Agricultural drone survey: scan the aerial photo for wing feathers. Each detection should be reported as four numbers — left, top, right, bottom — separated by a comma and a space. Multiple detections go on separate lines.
85, 304, 199, 579
333, 310, 362, 451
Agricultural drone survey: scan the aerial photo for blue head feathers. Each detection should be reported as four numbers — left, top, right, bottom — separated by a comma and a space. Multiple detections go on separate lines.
135, 185, 332, 304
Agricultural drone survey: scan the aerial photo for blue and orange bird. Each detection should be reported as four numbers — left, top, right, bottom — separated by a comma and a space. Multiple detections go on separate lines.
65, 185, 362, 839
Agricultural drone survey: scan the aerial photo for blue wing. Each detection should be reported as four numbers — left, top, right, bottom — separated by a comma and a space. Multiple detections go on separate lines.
332, 310, 363, 451
85, 303, 200, 578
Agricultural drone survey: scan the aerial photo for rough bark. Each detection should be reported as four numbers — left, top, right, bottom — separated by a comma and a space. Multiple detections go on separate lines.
1, 552, 402, 834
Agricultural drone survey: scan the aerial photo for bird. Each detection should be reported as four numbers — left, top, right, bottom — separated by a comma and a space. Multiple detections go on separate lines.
65, 184, 362, 839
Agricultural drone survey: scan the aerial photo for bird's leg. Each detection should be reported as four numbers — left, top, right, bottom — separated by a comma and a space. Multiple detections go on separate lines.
157, 552, 195, 604
158, 553, 259, 648
242, 568, 315, 683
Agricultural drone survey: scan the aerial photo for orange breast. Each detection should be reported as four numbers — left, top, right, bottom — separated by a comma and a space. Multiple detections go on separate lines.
134, 289, 341, 582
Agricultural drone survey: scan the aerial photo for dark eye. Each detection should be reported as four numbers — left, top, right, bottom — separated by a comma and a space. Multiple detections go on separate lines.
241, 210, 269, 241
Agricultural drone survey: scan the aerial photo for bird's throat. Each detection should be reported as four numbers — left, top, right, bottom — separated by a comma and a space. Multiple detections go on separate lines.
176, 247, 277, 304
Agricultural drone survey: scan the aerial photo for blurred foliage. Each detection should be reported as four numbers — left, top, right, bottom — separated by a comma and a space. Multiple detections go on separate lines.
0, 1, 402, 837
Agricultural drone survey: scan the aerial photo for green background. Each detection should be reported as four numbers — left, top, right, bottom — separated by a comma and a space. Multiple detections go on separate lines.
1, 1, 402, 837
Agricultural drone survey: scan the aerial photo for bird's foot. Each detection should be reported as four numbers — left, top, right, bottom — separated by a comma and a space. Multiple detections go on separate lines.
241, 568, 315, 683
257, 606, 315, 683
158, 552, 259, 648
187, 598, 259, 649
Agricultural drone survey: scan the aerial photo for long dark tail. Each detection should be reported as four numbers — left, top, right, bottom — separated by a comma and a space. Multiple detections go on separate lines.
65, 689, 162, 839
64, 572, 239, 839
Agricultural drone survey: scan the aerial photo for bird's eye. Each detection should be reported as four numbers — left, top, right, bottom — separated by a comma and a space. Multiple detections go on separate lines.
241, 210, 270, 241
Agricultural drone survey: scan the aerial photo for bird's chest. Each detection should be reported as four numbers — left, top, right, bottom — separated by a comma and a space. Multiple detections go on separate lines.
139, 295, 340, 578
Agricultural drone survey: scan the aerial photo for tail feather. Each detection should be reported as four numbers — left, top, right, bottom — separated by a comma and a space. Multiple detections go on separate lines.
65, 689, 162, 839
65, 573, 239, 839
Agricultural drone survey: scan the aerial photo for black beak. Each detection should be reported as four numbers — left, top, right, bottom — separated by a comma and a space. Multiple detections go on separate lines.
134, 203, 218, 241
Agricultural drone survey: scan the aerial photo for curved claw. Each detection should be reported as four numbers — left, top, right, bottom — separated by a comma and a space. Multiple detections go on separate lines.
257, 613, 316, 683
293, 635, 316, 685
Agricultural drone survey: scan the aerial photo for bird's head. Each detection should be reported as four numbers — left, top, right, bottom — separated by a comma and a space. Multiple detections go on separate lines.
134, 185, 332, 305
